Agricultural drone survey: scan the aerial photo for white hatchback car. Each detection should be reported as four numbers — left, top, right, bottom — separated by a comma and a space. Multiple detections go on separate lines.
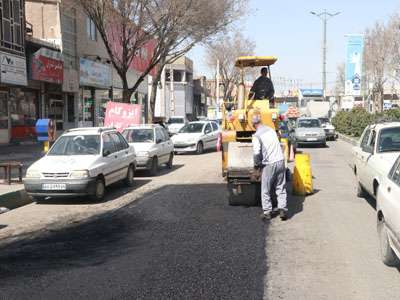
377, 155, 400, 266
353, 122, 400, 198
24, 127, 136, 201
122, 125, 174, 175
171, 121, 220, 154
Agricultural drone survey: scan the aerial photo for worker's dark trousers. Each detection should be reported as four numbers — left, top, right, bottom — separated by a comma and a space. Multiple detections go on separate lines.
261, 160, 287, 213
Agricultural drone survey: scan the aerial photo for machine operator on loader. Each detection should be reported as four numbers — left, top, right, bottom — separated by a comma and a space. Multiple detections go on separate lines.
248, 67, 275, 104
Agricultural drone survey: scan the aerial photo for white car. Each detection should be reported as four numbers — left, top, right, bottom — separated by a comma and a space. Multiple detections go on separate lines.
122, 125, 174, 175
24, 127, 136, 201
377, 155, 400, 266
167, 116, 187, 135
319, 117, 337, 141
353, 122, 400, 198
171, 121, 220, 154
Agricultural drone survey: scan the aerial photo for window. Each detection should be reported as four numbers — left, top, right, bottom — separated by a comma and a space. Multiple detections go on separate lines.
369, 130, 376, 149
377, 127, 400, 153
103, 134, 116, 154
360, 129, 371, 149
155, 128, 165, 143
116, 132, 129, 149
86, 17, 97, 41
204, 123, 212, 134
391, 159, 400, 186
1, 0, 25, 53
297, 119, 321, 128
211, 122, 219, 131
110, 133, 124, 152
161, 128, 170, 140
123, 128, 154, 143
48, 135, 100, 156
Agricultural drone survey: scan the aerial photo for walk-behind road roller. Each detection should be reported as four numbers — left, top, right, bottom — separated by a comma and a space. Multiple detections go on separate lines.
220, 56, 287, 206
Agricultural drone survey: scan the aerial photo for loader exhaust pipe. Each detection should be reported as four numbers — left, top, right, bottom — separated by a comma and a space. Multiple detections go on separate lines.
237, 67, 245, 110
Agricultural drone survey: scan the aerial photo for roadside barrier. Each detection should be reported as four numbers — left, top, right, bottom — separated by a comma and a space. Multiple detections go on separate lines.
293, 153, 313, 195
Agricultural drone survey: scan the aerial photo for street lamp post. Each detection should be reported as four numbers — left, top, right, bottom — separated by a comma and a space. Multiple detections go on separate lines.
311, 10, 341, 98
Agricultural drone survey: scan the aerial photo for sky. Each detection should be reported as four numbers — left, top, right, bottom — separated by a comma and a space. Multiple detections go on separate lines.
187, 0, 400, 94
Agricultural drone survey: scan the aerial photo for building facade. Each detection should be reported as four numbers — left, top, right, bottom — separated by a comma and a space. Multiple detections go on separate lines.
154, 56, 194, 120
25, 0, 151, 137
0, 0, 28, 143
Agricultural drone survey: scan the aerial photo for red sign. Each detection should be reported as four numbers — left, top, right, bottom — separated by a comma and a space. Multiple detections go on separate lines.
31, 48, 63, 84
131, 39, 157, 77
104, 101, 142, 132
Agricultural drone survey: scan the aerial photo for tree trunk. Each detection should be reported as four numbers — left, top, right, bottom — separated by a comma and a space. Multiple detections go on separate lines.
122, 78, 134, 103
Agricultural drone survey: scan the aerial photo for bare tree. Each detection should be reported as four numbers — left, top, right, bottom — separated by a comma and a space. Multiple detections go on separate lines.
205, 30, 256, 100
334, 62, 345, 97
364, 22, 392, 112
145, 0, 246, 122
78, 0, 245, 122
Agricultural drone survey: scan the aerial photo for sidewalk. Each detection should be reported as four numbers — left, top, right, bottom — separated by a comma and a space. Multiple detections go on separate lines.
0, 143, 43, 211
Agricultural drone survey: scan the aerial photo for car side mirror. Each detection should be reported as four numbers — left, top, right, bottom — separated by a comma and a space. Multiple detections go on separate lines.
103, 149, 111, 157
205, 129, 211, 135
156, 138, 163, 144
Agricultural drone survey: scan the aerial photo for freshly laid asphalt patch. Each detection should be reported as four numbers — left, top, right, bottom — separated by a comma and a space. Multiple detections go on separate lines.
0, 183, 267, 300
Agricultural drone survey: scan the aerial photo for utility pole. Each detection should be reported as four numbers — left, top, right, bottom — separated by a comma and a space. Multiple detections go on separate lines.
311, 10, 341, 98
170, 64, 175, 116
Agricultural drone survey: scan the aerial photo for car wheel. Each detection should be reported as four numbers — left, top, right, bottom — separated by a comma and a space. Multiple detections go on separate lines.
196, 141, 204, 154
124, 164, 135, 187
357, 181, 366, 198
91, 178, 105, 201
149, 157, 158, 176
167, 153, 173, 169
378, 219, 400, 266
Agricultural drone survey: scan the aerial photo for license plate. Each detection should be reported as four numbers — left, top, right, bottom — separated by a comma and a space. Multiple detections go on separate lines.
42, 183, 67, 190
307, 138, 318, 141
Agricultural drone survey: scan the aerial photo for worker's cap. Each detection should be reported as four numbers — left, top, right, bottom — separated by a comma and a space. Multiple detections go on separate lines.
252, 114, 261, 125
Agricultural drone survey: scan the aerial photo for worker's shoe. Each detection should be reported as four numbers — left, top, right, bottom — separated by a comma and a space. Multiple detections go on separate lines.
279, 209, 288, 221
260, 212, 271, 222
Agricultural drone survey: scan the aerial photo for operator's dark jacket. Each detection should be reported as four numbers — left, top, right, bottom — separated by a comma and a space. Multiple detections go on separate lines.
250, 76, 275, 100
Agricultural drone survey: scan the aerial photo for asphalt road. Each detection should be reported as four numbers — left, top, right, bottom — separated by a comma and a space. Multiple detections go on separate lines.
1, 141, 400, 300
0, 152, 266, 300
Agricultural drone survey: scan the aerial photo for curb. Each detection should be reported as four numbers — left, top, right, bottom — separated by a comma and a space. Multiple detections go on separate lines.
0, 189, 32, 213
337, 133, 359, 146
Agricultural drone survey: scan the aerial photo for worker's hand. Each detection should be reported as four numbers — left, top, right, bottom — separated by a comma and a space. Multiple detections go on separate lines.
251, 168, 261, 182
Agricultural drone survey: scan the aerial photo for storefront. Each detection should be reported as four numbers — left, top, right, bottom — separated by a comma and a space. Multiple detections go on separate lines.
0, 50, 28, 144
28, 47, 65, 135
79, 58, 112, 127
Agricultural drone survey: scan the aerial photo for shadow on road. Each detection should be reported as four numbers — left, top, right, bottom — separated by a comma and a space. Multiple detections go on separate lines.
0, 183, 267, 299
362, 194, 376, 210
0, 225, 7, 230
135, 164, 184, 177
35, 179, 152, 205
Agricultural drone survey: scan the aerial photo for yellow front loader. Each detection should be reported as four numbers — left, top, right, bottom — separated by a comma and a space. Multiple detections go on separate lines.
220, 56, 282, 206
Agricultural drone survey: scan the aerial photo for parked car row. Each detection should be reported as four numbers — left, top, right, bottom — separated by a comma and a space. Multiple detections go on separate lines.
352, 121, 400, 267
23, 121, 220, 201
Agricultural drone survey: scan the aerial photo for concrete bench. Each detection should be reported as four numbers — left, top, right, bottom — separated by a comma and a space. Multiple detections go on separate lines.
0, 161, 23, 185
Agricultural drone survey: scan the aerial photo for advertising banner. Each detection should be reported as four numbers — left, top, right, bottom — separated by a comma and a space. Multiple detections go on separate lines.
104, 101, 141, 131
345, 35, 364, 96
80, 58, 111, 88
31, 48, 63, 84
0, 51, 27, 86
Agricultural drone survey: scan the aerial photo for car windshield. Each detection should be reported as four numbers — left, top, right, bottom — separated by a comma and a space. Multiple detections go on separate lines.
179, 123, 204, 133
378, 127, 400, 153
48, 135, 100, 155
168, 118, 184, 124
123, 129, 154, 143
298, 119, 320, 128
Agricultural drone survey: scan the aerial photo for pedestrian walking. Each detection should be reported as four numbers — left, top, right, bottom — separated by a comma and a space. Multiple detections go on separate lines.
252, 115, 288, 221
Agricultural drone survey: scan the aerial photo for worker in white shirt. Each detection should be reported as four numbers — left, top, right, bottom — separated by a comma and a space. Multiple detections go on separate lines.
252, 115, 288, 221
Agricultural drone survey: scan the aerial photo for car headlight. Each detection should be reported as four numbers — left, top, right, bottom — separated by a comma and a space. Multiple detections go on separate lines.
26, 169, 41, 179
137, 151, 150, 157
70, 170, 89, 179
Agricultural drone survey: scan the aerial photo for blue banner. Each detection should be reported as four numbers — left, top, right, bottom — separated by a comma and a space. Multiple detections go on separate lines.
345, 35, 364, 96
300, 89, 324, 97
